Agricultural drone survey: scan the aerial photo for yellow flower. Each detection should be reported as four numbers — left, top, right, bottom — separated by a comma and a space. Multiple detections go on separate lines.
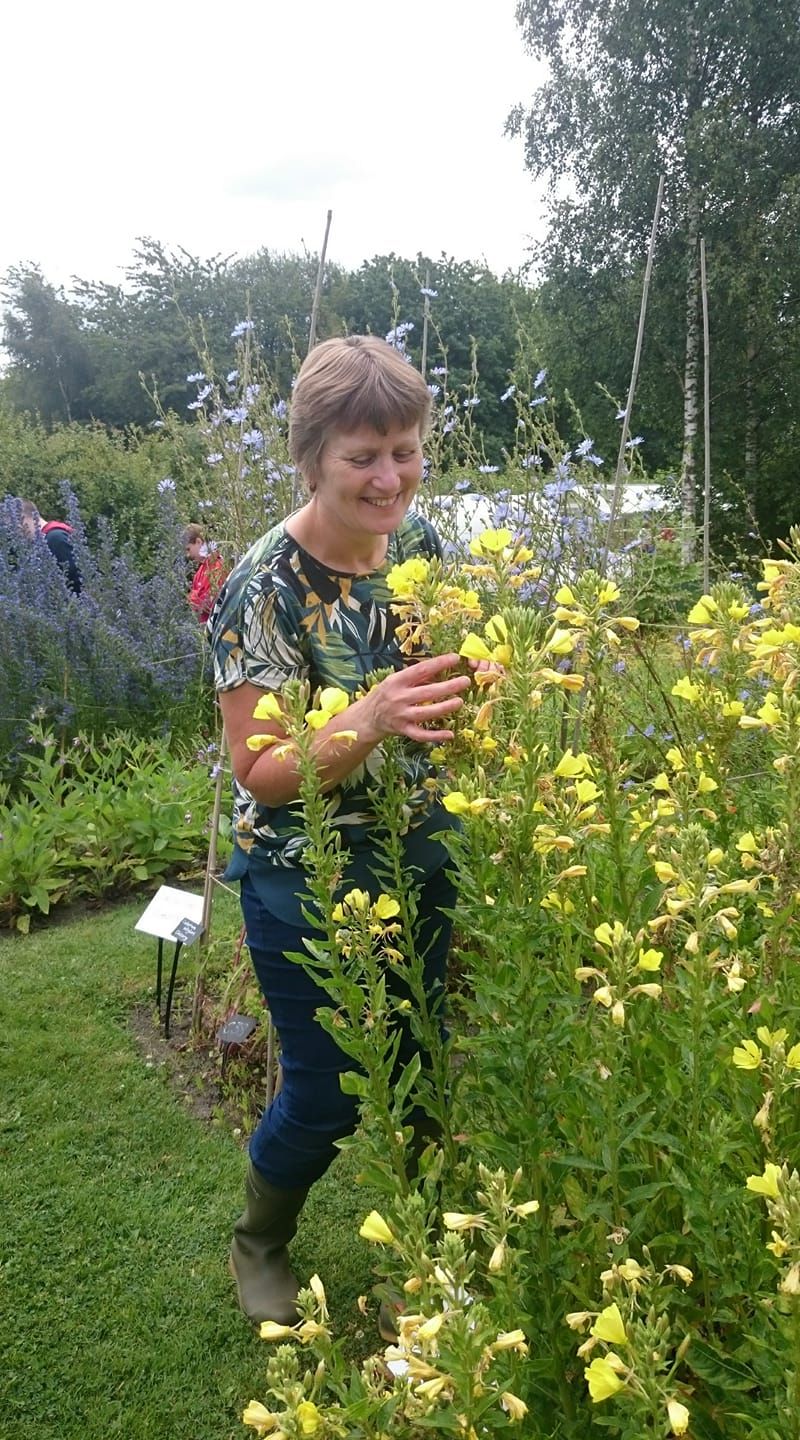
736, 831, 759, 854
757, 695, 781, 725
697, 773, 718, 794
469, 527, 514, 556
584, 1356, 626, 1403
687, 595, 718, 624
654, 861, 678, 883
513, 1199, 540, 1217
767, 1230, 790, 1257
665, 746, 686, 771
246, 733, 281, 751
732, 1040, 762, 1070
318, 686, 349, 716
252, 692, 284, 721
442, 1211, 487, 1231
756, 1026, 788, 1048
780, 1263, 800, 1295
727, 601, 749, 621
575, 778, 601, 804
296, 1400, 322, 1435
547, 628, 577, 655
614, 615, 640, 631
667, 1399, 690, 1435
618, 1258, 646, 1281
786, 1044, 800, 1069
707, 847, 724, 866
372, 894, 401, 920
538, 666, 586, 691
490, 1329, 528, 1353
442, 792, 471, 815
242, 1400, 280, 1434
417, 1312, 445, 1340
652, 772, 671, 792
484, 614, 508, 645
359, 1210, 395, 1244
500, 1392, 528, 1423
385, 556, 430, 595
459, 632, 493, 662
746, 1162, 781, 1199
594, 920, 625, 947
672, 677, 701, 703
555, 585, 577, 605
637, 947, 663, 971
593, 986, 614, 1008
722, 699, 745, 717
555, 750, 593, 778
259, 1321, 296, 1341
596, 580, 621, 605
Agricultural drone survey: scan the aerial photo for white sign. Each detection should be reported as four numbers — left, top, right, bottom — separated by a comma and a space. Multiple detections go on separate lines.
135, 885, 205, 944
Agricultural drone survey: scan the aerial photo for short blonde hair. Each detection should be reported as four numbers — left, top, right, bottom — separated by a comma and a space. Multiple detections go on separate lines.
289, 336, 431, 481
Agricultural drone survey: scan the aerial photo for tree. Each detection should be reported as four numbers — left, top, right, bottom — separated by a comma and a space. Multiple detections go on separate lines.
509, 0, 800, 545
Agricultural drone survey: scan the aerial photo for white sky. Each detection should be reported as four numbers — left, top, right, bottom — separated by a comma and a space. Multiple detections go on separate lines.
1, 0, 549, 294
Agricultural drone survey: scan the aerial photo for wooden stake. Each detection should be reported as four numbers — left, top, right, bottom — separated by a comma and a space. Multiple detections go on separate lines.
307, 209, 333, 354
700, 236, 711, 592
602, 175, 665, 566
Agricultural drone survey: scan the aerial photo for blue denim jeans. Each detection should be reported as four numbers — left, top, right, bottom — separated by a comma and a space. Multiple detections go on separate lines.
240, 867, 456, 1190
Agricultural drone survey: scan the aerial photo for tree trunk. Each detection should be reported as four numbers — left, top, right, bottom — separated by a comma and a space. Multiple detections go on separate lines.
680, 194, 701, 565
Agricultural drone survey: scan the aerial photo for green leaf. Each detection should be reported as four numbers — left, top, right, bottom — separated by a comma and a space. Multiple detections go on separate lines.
686, 1337, 758, 1392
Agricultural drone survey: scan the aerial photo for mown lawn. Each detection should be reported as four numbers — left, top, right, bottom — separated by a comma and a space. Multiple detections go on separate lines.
0, 898, 380, 1440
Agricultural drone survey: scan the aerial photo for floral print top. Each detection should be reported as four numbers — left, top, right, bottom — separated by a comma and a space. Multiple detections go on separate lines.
208, 511, 454, 915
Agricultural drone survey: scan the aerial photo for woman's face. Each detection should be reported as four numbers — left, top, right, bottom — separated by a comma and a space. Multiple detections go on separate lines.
186, 538, 205, 563
312, 421, 424, 539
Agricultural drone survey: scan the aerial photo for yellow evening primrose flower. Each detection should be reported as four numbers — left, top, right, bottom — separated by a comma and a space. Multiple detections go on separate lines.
500, 1392, 528, 1423
594, 921, 625, 947
597, 580, 621, 605
652, 772, 671, 792
555, 585, 577, 605
585, 1356, 626, 1403
252, 692, 284, 721
591, 1304, 628, 1346
246, 733, 282, 751
785, 1043, 800, 1069
727, 601, 749, 621
672, 677, 701, 703
359, 1210, 395, 1244
732, 1040, 762, 1069
697, 773, 718, 793
756, 1026, 787, 1048
469, 527, 513, 556
385, 557, 430, 595
614, 615, 640, 631
575, 778, 601, 805
736, 832, 759, 854
665, 746, 686, 771
491, 1329, 528, 1353
768, 1230, 790, 1258
687, 595, 718, 624
459, 632, 493, 662
654, 861, 678, 883
242, 1400, 282, 1434
259, 1321, 296, 1341
372, 894, 401, 920
757, 695, 782, 725
296, 1400, 322, 1436
538, 666, 586, 690
722, 699, 745, 717
637, 947, 663, 971
317, 686, 349, 716
667, 1399, 691, 1435
593, 986, 614, 1008
485, 614, 508, 645
442, 1211, 487, 1231
555, 750, 593, 778
746, 1163, 781, 1199
442, 792, 472, 815
547, 629, 578, 655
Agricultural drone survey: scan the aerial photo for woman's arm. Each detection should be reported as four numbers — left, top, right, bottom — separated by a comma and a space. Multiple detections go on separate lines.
220, 653, 470, 809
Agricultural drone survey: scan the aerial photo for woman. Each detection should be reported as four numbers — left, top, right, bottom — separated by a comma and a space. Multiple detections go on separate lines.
208, 336, 470, 1329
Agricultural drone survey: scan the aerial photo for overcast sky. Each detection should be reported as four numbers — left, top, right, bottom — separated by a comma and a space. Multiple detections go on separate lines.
2, 0, 549, 294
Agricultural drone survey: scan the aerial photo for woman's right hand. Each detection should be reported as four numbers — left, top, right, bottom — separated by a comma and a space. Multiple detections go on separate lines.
357, 653, 471, 744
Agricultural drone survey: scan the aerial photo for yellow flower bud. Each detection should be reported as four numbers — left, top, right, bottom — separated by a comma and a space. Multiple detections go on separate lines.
500, 1391, 528, 1422
359, 1210, 395, 1244
667, 1399, 690, 1435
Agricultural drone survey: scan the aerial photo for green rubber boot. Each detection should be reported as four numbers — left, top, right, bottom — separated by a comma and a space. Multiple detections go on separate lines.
229, 1161, 308, 1326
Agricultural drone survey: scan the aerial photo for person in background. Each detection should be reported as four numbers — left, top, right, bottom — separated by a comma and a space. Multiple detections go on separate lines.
183, 523, 224, 624
19, 499, 81, 594
207, 335, 472, 1334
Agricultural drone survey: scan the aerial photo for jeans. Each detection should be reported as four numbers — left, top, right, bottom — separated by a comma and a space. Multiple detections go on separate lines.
240, 867, 456, 1190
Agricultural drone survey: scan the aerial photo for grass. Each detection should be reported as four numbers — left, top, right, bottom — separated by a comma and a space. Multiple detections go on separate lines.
0, 896, 382, 1440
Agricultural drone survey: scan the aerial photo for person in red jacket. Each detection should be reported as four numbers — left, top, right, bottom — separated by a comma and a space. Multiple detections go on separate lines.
183, 523, 224, 623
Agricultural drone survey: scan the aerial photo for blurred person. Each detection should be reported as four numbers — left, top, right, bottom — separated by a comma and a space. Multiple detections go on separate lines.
183, 523, 224, 624
19, 499, 81, 594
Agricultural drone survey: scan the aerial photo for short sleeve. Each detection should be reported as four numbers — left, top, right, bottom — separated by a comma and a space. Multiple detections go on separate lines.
209, 568, 308, 695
